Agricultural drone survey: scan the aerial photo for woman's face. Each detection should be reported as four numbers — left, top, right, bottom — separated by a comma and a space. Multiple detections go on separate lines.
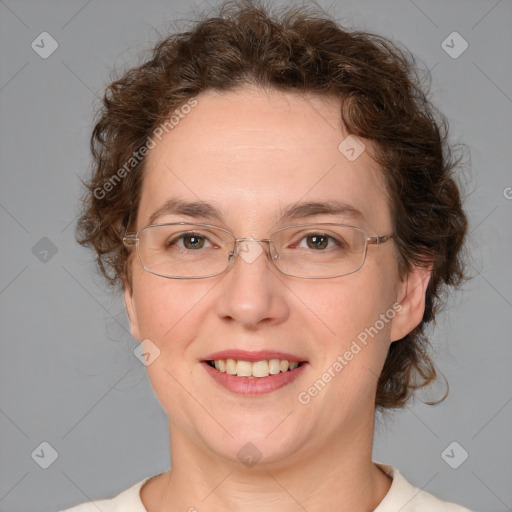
125, 85, 427, 466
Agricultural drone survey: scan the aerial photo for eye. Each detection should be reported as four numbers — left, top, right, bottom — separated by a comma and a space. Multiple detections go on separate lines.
296, 233, 343, 251
166, 232, 213, 250
303, 233, 329, 250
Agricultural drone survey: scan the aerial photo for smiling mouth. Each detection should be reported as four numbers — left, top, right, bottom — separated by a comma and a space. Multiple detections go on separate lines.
205, 359, 306, 379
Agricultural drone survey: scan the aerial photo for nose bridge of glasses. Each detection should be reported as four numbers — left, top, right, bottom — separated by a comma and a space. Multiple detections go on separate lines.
231, 237, 278, 262
234, 237, 272, 243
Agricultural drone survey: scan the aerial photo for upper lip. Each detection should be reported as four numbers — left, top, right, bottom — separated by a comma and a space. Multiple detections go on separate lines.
202, 350, 307, 362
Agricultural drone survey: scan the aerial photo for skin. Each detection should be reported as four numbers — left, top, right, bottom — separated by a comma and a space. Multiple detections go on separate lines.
124, 84, 431, 512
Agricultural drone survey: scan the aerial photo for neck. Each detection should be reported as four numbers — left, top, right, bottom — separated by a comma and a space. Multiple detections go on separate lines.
142, 411, 392, 512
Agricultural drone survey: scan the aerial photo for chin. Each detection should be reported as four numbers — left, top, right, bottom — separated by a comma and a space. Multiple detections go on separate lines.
195, 421, 310, 468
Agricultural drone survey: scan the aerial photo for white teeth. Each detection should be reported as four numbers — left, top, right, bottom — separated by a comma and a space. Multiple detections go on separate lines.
209, 358, 302, 378
252, 360, 269, 377
225, 358, 237, 375
268, 359, 281, 374
236, 360, 252, 377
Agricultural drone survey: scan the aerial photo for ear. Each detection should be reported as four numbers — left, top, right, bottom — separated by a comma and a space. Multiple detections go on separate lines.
124, 284, 142, 341
389, 264, 432, 343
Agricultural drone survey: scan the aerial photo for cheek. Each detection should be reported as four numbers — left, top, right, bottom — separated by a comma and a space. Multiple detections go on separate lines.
131, 266, 185, 333
130, 274, 197, 410
130, 269, 214, 360
303, 265, 398, 385
313, 276, 396, 340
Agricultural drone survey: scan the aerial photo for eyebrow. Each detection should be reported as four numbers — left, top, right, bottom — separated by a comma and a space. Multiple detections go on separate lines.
147, 198, 364, 226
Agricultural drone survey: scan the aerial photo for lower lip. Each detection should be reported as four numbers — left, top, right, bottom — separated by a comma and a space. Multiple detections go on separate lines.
201, 362, 308, 396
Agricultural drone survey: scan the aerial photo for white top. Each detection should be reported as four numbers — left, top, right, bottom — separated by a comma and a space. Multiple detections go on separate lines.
60, 463, 474, 511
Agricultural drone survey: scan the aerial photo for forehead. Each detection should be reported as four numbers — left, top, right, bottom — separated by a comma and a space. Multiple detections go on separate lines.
138, 86, 390, 232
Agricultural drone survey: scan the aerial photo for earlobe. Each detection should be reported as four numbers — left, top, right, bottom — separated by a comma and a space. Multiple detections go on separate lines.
124, 285, 141, 340
389, 265, 432, 342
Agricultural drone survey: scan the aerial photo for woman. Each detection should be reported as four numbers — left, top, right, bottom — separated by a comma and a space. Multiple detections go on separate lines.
63, 1, 472, 510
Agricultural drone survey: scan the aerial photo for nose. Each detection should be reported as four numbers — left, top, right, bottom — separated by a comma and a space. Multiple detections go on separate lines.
215, 239, 289, 328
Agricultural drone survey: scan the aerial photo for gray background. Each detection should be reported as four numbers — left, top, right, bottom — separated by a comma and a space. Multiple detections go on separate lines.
0, 0, 511, 511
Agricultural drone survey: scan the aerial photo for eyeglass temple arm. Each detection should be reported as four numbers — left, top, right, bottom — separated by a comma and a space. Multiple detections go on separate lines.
123, 235, 138, 246
367, 233, 394, 245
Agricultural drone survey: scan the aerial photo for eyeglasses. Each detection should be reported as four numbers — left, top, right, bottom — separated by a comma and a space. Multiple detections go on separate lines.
123, 222, 394, 279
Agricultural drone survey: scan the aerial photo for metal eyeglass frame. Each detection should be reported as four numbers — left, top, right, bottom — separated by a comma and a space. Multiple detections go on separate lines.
123, 222, 394, 279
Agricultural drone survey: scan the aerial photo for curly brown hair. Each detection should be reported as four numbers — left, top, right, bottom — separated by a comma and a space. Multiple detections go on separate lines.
76, 0, 468, 410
